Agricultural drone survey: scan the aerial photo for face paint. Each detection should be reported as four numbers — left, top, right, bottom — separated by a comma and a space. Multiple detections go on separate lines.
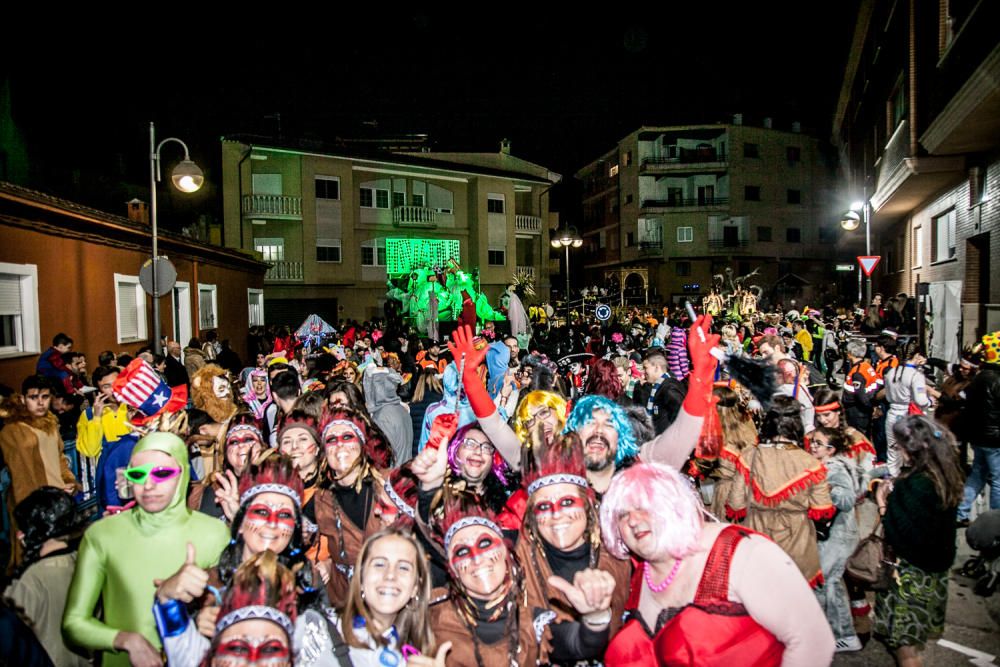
213, 635, 291, 666
323, 425, 362, 476
240, 492, 297, 556
448, 529, 507, 599
532, 483, 588, 551
226, 433, 259, 472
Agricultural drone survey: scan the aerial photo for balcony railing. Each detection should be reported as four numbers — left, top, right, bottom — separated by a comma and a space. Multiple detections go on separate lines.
242, 195, 302, 218
641, 197, 730, 209
515, 215, 542, 234
708, 239, 750, 251
265, 260, 304, 282
516, 266, 536, 281
642, 149, 726, 166
874, 120, 909, 194
393, 206, 436, 227
638, 238, 663, 256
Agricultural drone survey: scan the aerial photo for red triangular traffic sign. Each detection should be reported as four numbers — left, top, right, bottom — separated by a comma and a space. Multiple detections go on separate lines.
857, 256, 881, 277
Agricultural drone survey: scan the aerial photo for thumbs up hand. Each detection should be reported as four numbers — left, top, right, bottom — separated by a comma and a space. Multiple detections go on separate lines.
155, 542, 209, 603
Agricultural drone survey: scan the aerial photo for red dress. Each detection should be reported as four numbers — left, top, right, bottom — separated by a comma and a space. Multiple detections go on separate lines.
605, 526, 784, 667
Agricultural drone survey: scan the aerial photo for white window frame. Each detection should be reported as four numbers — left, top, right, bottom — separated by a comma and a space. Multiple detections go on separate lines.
317, 238, 343, 264
933, 210, 956, 263
487, 194, 505, 214
114, 273, 148, 344
254, 237, 285, 262
198, 283, 219, 331
0, 262, 40, 357
913, 225, 923, 268
315, 175, 340, 200
677, 226, 693, 243
361, 188, 390, 209
361, 239, 387, 267
412, 192, 426, 208
248, 288, 265, 327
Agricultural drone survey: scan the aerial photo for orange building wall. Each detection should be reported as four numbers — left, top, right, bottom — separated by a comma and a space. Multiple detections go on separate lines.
0, 224, 264, 389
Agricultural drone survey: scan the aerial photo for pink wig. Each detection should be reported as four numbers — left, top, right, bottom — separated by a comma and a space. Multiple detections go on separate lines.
599, 462, 705, 560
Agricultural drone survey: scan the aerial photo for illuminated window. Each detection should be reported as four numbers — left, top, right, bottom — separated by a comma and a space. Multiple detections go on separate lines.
677, 227, 693, 243
609, 164, 619, 177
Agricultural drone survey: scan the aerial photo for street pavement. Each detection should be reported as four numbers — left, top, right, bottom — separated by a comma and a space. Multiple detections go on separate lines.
833, 499, 1000, 666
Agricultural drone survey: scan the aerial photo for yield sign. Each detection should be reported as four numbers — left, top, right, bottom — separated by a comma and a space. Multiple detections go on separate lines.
857, 256, 881, 277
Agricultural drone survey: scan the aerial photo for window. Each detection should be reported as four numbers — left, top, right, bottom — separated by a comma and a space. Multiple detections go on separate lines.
675, 261, 691, 276
488, 249, 506, 266
198, 284, 218, 330
933, 209, 956, 262
626, 232, 635, 247
248, 289, 264, 327
254, 237, 284, 262
115, 274, 148, 343
743, 143, 759, 158
913, 226, 923, 268
787, 189, 801, 204
609, 164, 619, 177
786, 227, 801, 243
890, 78, 907, 129
0, 263, 40, 356
413, 193, 425, 208
786, 146, 801, 163
757, 226, 772, 242
361, 240, 387, 267
360, 187, 390, 209
970, 167, 986, 206
487, 194, 505, 214
315, 176, 340, 200
317, 239, 342, 263
392, 191, 406, 208
625, 194, 633, 205
744, 186, 761, 201
623, 151, 632, 167
677, 227, 693, 243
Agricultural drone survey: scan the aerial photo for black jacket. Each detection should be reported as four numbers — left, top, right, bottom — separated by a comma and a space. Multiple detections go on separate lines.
631, 375, 686, 435
965, 363, 1000, 446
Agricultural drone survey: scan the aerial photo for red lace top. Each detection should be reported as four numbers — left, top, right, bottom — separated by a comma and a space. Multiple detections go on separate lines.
605, 526, 784, 667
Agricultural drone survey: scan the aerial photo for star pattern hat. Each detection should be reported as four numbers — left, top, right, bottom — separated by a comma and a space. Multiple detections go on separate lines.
112, 358, 188, 424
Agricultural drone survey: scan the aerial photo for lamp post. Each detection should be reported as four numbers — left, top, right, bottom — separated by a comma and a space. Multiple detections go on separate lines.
840, 198, 871, 306
550, 225, 582, 323
149, 122, 204, 354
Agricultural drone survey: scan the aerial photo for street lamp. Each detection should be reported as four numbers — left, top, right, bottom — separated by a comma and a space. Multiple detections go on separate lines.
550, 225, 583, 322
840, 198, 871, 305
149, 122, 204, 354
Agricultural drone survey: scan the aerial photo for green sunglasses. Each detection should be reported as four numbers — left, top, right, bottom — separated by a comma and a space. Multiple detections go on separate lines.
124, 464, 182, 485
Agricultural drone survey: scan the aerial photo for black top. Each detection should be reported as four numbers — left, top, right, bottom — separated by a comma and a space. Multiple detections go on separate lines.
542, 540, 591, 582
883, 472, 958, 572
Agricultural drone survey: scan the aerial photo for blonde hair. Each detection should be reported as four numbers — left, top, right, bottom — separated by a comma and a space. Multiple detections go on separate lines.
341, 527, 435, 654
513, 391, 567, 443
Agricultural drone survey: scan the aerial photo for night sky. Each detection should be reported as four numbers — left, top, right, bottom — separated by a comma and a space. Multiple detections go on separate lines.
3, 4, 859, 225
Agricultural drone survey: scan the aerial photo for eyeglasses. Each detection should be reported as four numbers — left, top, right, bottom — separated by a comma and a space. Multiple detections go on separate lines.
524, 406, 552, 429
459, 438, 495, 455
124, 464, 181, 485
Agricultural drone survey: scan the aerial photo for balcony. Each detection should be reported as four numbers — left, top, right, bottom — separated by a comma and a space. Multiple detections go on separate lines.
638, 239, 663, 257
708, 238, 750, 253
392, 206, 436, 228
641, 197, 730, 210
265, 260, 304, 282
515, 215, 542, 234
640, 149, 728, 174
242, 195, 302, 220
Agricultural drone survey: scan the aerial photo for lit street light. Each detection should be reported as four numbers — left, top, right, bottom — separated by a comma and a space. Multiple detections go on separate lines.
149, 122, 204, 354
840, 198, 871, 305
550, 225, 583, 322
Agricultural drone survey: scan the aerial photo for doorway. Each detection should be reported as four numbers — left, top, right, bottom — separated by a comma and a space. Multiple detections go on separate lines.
172, 282, 192, 346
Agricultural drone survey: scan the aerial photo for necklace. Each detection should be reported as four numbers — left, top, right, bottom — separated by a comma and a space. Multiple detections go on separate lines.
644, 558, 683, 593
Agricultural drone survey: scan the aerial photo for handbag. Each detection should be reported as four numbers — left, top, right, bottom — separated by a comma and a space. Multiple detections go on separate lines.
845, 516, 895, 591
907, 401, 925, 415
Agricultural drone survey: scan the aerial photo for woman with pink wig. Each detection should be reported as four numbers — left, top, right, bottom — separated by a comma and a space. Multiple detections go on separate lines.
600, 462, 834, 667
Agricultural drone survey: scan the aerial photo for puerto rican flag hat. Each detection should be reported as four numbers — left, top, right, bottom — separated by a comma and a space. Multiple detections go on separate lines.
112, 358, 188, 424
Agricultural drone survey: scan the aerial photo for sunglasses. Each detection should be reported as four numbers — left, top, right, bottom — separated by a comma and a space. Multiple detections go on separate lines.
124, 464, 182, 485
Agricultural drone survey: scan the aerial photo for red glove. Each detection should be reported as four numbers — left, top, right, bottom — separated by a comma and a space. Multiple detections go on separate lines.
424, 412, 459, 451
447, 325, 495, 419
682, 314, 721, 417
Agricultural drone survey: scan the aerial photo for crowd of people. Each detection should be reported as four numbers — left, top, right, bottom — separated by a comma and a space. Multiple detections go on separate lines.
0, 288, 990, 666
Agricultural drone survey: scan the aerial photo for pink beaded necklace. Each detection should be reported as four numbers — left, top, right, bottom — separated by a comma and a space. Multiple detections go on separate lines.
644, 558, 683, 593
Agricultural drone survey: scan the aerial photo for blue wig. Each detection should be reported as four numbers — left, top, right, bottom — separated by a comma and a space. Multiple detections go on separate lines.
563, 394, 639, 466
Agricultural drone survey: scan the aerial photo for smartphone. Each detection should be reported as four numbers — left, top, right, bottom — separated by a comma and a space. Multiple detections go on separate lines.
115, 467, 134, 500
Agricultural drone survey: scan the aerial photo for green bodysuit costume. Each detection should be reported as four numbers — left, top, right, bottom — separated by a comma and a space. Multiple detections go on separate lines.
62, 431, 230, 666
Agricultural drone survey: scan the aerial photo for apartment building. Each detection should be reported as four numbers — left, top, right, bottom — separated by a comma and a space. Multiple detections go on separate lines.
833, 0, 1000, 359
576, 121, 852, 307
221, 137, 559, 325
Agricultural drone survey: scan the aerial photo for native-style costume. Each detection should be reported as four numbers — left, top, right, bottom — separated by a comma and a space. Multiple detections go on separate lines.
726, 442, 835, 587
62, 432, 230, 667
0, 396, 77, 505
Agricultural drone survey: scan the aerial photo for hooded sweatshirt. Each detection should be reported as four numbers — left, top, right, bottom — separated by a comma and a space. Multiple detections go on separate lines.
62, 432, 229, 666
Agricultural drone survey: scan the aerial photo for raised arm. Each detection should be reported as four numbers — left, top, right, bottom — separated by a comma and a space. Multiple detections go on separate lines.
641, 315, 719, 468
447, 325, 522, 469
